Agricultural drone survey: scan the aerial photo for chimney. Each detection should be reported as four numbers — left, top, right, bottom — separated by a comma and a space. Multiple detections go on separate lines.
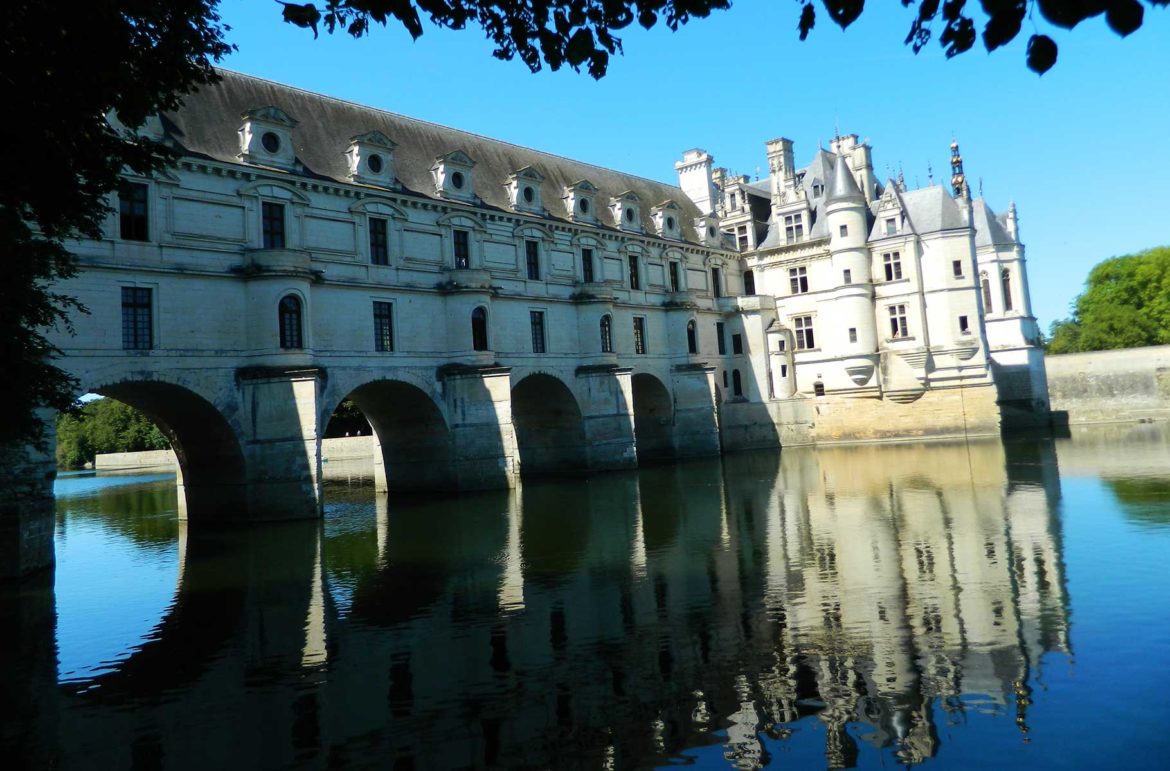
675, 149, 716, 215
765, 137, 795, 200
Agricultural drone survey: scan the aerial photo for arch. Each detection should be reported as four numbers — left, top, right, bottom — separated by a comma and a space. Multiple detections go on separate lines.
512, 222, 555, 243
87, 379, 247, 522
1001, 268, 1014, 311
600, 314, 613, 353
339, 379, 452, 492
631, 373, 674, 464
686, 319, 698, 354
348, 198, 408, 220
510, 374, 587, 475
279, 294, 303, 349
237, 180, 311, 204
471, 306, 489, 351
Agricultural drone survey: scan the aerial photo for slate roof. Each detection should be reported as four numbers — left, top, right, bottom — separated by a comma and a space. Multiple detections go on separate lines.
826, 153, 864, 202
971, 199, 1014, 248
876, 185, 968, 237
163, 69, 707, 242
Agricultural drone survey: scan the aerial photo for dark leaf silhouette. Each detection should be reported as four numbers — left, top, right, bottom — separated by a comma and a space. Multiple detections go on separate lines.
980, 0, 1025, 51
1106, 0, 1144, 35
798, 3, 816, 41
823, 0, 864, 29
1026, 33, 1058, 74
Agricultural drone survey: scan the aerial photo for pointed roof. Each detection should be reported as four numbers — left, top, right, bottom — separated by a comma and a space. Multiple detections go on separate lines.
971, 199, 1014, 248
826, 153, 864, 203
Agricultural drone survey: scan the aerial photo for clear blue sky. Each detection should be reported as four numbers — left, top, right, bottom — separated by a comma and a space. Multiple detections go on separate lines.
216, 0, 1169, 328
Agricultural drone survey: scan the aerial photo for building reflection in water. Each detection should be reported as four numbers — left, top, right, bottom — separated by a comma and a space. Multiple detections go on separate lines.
4, 437, 1073, 769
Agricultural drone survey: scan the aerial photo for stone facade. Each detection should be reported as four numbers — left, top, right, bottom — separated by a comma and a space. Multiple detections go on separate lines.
1047, 344, 1170, 424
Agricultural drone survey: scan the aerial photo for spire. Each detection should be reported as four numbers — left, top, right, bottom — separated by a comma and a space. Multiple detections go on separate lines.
826, 153, 863, 203
950, 139, 969, 199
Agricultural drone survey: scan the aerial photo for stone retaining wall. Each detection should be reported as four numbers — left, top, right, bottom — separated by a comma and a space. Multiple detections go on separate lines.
1046, 345, 1170, 424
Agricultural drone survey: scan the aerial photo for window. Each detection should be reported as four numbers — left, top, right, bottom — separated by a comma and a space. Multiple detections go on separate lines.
118, 181, 149, 241
121, 287, 152, 350
628, 255, 640, 289
789, 266, 808, 294
883, 252, 903, 281
952, 259, 963, 278
884, 217, 897, 236
716, 322, 726, 355
633, 317, 647, 354
732, 370, 743, 397
582, 248, 594, 283
453, 229, 470, 269
279, 295, 302, 349
959, 315, 970, 334
669, 261, 680, 292
369, 217, 389, 265
373, 301, 394, 351
784, 214, 804, 243
839, 224, 848, 238
814, 381, 826, 397
711, 267, 722, 298
729, 192, 737, 210
600, 315, 613, 353
777, 338, 786, 351
732, 333, 743, 355
262, 201, 286, 249
722, 370, 728, 388
780, 364, 788, 378
888, 304, 909, 338
471, 306, 488, 351
794, 316, 815, 350
843, 269, 852, 285
743, 269, 755, 295
736, 225, 749, 251
848, 327, 857, 343
982, 273, 993, 312
530, 310, 546, 353
526, 240, 540, 280
1002, 269, 1014, 311
687, 320, 698, 354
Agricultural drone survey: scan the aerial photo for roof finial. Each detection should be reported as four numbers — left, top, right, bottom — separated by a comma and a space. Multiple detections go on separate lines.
950, 138, 969, 199
897, 164, 906, 192
927, 161, 934, 186
978, 177, 984, 198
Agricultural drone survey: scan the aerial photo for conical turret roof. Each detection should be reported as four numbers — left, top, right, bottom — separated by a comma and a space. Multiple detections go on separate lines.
826, 153, 864, 203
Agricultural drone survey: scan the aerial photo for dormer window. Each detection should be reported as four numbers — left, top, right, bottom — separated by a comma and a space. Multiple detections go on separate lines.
346, 130, 397, 188
652, 201, 683, 240
506, 166, 545, 214
431, 150, 476, 201
239, 106, 298, 171
611, 192, 641, 232
563, 180, 597, 222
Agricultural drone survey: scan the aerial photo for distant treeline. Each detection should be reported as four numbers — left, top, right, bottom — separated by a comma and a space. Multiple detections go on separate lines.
56, 398, 170, 469
1048, 246, 1170, 354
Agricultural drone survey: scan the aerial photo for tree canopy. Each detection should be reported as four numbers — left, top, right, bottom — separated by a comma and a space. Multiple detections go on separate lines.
279, 0, 1167, 77
0, 2, 230, 446
55, 398, 170, 470
1047, 246, 1170, 354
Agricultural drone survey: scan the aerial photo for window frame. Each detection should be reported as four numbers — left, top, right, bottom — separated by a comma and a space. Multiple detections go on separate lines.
888, 304, 909, 339
789, 266, 809, 294
600, 314, 613, 353
118, 181, 149, 242
278, 294, 303, 349
716, 322, 726, 355
794, 315, 815, 350
525, 239, 541, 281
633, 316, 647, 355
882, 251, 903, 282
453, 228, 471, 270
369, 216, 389, 265
120, 286, 153, 350
784, 213, 804, 243
686, 319, 698, 354
471, 306, 489, 351
262, 201, 286, 250
581, 247, 595, 283
373, 300, 394, 352
668, 261, 680, 292
628, 254, 640, 290
529, 310, 546, 353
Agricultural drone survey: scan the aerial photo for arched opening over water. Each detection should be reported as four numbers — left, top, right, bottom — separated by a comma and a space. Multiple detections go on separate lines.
327, 380, 452, 492
631, 373, 674, 464
80, 381, 247, 521
510, 374, 587, 475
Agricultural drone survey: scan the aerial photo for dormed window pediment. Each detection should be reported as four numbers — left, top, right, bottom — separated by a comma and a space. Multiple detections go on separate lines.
563, 179, 597, 222
507, 166, 545, 213
652, 200, 683, 240
611, 191, 642, 232
346, 130, 397, 188
431, 149, 476, 201
238, 105, 298, 171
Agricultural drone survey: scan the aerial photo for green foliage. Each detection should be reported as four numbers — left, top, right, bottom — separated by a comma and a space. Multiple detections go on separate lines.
1047, 246, 1170, 354
324, 398, 372, 438
0, 2, 231, 447
280, 0, 1162, 78
55, 398, 171, 470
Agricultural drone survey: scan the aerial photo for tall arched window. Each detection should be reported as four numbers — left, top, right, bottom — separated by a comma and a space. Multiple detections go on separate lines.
471, 306, 489, 351
686, 320, 698, 354
743, 269, 756, 295
1001, 269, 1014, 311
600, 315, 613, 353
981, 272, 993, 313
279, 294, 303, 349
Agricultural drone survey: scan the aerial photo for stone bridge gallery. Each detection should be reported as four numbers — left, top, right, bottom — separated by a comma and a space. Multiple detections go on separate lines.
0, 69, 1048, 577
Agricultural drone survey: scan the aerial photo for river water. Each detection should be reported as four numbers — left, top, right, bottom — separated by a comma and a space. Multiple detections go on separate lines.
3, 423, 1170, 769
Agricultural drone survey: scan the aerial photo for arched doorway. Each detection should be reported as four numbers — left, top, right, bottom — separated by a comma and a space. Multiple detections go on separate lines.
327, 381, 452, 493
631, 373, 674, 464
510, 374, 587, 475
85, 381, 247, 522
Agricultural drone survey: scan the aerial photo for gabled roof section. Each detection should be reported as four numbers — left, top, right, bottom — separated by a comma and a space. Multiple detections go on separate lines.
509, 165, 545, 182
435, 149, 476, 167
882, 185, 967, 235
350, 129, 396, 148
167, 69, 708, 241
240, 105, 298, 127
971, 199, 1013, 248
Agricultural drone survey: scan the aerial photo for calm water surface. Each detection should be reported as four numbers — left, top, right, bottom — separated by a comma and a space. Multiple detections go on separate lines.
4, 424, 1170, 769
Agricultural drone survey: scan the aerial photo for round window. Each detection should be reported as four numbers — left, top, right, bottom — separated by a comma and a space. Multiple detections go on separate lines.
451, 171, 465, 189
625, 208, 635, 223
367, 154, 384, 174
261, 131, 281, 153
666, 216, 676, 231
523, 186, 534, 203
579, 198, 590, 214
708, 226, 717, 238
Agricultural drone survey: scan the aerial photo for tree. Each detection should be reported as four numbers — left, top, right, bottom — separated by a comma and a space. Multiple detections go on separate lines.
278, 0, 1166, 77
0, 2, 231, 447
1046, 246, 1170, 354
55, 398, 170, 470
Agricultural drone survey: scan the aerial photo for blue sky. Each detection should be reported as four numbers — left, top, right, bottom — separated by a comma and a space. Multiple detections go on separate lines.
216, 0, 1169, 328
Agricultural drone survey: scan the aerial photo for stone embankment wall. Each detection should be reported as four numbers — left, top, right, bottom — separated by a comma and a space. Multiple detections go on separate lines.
1046, 345, 1170, 424
94, 436, 376, 479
